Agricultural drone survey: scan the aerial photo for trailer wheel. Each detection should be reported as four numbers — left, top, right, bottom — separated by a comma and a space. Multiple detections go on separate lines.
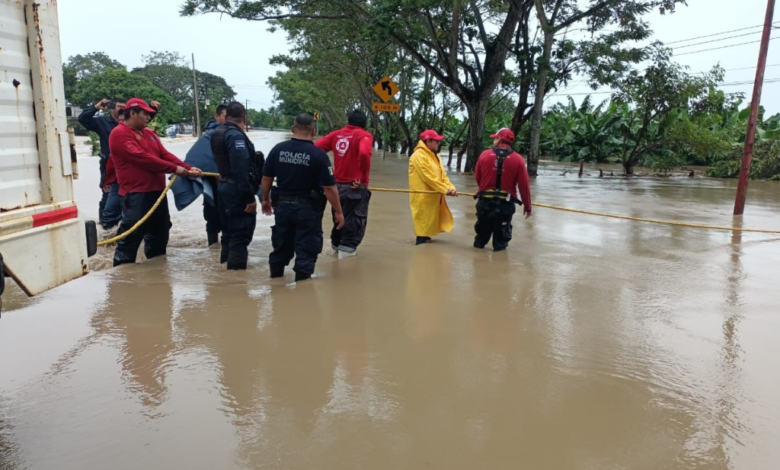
85, 221, 98, 258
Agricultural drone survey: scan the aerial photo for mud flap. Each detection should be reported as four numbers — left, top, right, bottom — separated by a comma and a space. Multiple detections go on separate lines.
85, 221, 98, 258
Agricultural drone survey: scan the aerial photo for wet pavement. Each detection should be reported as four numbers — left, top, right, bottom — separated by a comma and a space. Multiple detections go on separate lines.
1, 131, 780, 469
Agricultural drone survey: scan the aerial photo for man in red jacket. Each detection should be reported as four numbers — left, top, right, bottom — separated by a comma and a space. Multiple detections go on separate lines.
315, 110, 374, 258
473, 128, 532, 251
109, 98, 202, 267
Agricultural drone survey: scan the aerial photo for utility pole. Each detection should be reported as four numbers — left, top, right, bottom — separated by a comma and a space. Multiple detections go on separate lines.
192, 53, 201, 137
734, 0, 775, 215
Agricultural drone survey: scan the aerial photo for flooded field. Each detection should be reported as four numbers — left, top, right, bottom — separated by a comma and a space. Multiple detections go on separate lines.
1, 131, 779, 469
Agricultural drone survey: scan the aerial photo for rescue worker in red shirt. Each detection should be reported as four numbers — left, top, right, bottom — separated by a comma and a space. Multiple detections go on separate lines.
314, 110, 374, 258
473, 128, 532, 251
109, 98, 202, 267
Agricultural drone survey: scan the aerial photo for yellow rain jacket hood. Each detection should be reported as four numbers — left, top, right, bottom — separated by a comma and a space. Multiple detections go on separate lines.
408, 141, 455, 237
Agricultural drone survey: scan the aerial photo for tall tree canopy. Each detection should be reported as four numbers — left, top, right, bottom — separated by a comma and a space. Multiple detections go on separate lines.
181, 0, 689, 172
63, 52, 125, 102
132, 51, 237, 122
70, 68, 182, 126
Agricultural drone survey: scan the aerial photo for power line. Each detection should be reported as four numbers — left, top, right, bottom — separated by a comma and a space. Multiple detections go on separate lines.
722, 63, 780, 72
672, 30, 771, 49
553, 22, 778, 47
674, 37, 777, 57
548, 77, 780, 97
665, 22, 777, 45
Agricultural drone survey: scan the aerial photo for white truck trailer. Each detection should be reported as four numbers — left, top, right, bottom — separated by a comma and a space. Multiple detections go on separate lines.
0, 0, 97, 312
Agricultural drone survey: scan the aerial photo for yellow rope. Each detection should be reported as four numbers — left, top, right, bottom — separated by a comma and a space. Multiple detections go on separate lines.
96, 175, 780, 247
367, 187, 780, 234
97, 175, 180, 246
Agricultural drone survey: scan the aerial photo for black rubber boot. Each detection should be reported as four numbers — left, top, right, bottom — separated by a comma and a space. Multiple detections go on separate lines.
415, 236, 431, 245
226, 252, 248, 271
294, 272, 312, 282
220, 245, 229, 264
207, 231, 219, 247
270, 264, 285, 279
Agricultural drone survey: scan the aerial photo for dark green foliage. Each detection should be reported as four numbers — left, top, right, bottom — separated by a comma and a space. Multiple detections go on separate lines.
70, 68, 182, 127
708, 141, 780, 180
132, 51, 236, 123
63, 52, 125, 103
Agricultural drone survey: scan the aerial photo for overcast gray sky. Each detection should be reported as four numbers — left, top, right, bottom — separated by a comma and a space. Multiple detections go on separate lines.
58, 0, 778, 114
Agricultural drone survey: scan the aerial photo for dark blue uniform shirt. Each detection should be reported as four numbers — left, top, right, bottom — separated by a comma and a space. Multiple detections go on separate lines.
263, 138, 336, 195
221, 122, 258, 204
77, 106, 120, 160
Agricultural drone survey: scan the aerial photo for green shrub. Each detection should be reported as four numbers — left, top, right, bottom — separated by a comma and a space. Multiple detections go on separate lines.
88, 132, 101, 156
707, 140, 780, 180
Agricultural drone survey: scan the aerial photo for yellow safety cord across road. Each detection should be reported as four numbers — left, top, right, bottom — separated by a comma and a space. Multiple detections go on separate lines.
97, 172, 780, 247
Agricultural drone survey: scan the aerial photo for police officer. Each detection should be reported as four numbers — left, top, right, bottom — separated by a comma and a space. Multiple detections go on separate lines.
211, 102, 263, 270
202, 104, 227, 245
261, 113, 345, 282
473, 128, 533, 251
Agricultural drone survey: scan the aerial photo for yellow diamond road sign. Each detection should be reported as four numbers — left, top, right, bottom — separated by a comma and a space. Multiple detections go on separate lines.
373, 76, 399, 103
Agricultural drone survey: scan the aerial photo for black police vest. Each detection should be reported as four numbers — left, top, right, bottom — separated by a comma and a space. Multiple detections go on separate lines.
211, 125, 263, 186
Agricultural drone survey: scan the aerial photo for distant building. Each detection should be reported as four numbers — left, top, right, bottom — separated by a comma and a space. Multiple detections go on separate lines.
65, 104, 82, 118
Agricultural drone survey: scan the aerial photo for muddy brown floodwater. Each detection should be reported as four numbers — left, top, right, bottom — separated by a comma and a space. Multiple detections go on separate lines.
1, 131, 780, 470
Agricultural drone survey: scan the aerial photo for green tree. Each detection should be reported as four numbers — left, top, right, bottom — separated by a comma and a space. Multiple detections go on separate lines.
522, 0, 688, 176
71, 68, 182, 127
610, 48, 723, 174
181, 0, 522, 171
132, 51, 236, 122
63, 52, 125, 102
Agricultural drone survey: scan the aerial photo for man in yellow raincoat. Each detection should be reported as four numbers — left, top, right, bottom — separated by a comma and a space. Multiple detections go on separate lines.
408, 129, 458, 245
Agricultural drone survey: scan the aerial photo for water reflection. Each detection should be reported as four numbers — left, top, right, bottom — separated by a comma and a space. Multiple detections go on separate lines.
107, 264, 176, 412
1, 141, 779, 468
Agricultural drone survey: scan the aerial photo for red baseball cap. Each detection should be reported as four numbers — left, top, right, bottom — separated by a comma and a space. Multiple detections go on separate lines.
420, 129, 446, 141
124, 98, 157, 114
491, 128, 515, 143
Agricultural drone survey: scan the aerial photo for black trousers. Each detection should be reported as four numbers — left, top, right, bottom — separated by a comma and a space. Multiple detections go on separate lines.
203, 177, 222, 238
218, 183, 257, 257
270, 201, 324, 275
331, 185, 371, 251
474, 199, 516, 250
113, 191, 172, 267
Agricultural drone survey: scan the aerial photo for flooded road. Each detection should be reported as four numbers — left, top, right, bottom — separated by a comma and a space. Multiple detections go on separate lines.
1, 131, 780, 469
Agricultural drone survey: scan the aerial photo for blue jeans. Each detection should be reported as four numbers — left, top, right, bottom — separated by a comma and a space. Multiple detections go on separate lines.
101, 183, 123, 230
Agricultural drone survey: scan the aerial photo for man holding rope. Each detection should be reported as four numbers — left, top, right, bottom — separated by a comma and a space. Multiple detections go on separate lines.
408, 130, 458, 245
473, 128, 532, 251
109, 98, 202, 267
315, 110, 374, 258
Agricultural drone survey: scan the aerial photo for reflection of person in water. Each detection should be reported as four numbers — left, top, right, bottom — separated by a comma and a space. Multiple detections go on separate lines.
261, 284, 335, 435
176, 281, 266, 421
403, 249, 451, 341
107, 268, 175, 409
326, 262, 369, 386
176, 278, 337, 464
